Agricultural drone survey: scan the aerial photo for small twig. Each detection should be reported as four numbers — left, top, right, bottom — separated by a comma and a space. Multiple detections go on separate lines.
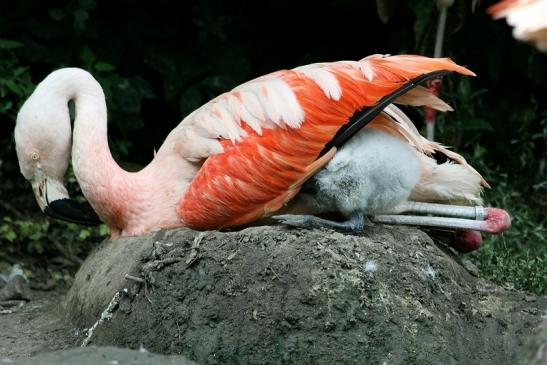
81, 289, 124, 347
144, 281, 152, 304
66, 240, 80, 265
186, 232, 207, 266
176, 321, 181, 340
124, 274, 151, 303
124, 274, 145, 283
0, 300, 26, 308
142, 257, 182, 274
0, 200, 25, 219
214, 241, 229, 251
51, 240, 83, 266
270, 267, 281, 281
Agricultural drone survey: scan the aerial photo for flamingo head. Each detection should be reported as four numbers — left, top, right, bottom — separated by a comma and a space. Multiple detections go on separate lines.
14, 88, 101, 226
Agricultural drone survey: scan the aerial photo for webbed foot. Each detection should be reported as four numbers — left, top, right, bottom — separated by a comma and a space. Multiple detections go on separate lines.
273, 212, 364, 232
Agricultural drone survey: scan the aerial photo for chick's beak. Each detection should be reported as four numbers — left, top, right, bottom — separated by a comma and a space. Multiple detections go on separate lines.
32, 174, 102, 226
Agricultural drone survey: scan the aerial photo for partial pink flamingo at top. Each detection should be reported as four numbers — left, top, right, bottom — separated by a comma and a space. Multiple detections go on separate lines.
489, 0, 547, 52
14, 55, 510, 251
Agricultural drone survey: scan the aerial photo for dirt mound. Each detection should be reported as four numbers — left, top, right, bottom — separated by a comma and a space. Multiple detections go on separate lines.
519, 319, 547, 365
10, 346, 198, 365
0, 289, 76, 360
64, 225, 547, 365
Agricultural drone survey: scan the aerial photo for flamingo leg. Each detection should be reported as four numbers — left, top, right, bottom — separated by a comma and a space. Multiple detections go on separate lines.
374, 201, 511, 234
383, 201, 486, 219
273, 212, 365, 232
274, 203, 511, 234
371, 213, 509, 234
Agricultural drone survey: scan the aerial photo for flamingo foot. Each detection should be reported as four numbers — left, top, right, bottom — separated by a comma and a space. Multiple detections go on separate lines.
451, 230, 483, 253
273, 212, 365, 232
484, 208, 512, 233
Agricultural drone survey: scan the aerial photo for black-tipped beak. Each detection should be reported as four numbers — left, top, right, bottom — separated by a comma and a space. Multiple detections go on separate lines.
32, 174, 102, 226
44, 198, 102, 226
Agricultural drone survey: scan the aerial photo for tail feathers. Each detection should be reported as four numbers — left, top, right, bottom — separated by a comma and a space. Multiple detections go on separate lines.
383, 104, 489, 188
428, 141, 490, 188
410, 154, 484, 205
394, 85, 453, 111
372, 104, 442, 155
368, 104, 490, 190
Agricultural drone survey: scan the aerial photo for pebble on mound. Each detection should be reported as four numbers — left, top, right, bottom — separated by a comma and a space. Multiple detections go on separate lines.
64, 225, 547, 365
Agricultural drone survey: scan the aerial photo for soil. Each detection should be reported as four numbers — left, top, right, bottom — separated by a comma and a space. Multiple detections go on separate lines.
10, 346, 198, 365
1, 225, 546, 365
65, 225, 547, 365
0, 288, 75, 360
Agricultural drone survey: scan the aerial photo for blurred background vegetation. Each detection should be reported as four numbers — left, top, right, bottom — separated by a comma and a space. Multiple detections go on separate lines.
0, 0, 545, 292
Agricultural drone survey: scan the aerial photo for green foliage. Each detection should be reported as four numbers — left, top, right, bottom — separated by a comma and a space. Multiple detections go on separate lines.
0, 215, 107, 270
0, 51, 33, 128
434, 61, 547, 295
464, 166, 547, 295
0, 217, 49, 247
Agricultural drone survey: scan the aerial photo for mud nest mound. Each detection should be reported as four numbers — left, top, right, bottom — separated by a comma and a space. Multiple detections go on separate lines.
64, 225, 546, 365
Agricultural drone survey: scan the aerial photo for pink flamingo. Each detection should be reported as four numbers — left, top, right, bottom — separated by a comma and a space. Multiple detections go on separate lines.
489, 0, 547, 52
14, 55, 510, 247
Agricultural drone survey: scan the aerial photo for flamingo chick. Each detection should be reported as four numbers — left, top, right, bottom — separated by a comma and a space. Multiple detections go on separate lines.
274, 104, 511, 251
15, 55, 502, 240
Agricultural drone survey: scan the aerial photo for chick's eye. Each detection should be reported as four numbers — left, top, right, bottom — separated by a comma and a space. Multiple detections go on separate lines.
30, 152, 39, 161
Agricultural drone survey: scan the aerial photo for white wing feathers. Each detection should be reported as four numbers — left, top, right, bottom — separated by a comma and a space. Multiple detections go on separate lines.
294, 64, 343, 101
181, 73, 304, 146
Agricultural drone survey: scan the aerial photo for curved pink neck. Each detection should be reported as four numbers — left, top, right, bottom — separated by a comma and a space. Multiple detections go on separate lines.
53, 69, 197, 237
54, 69, 129, 231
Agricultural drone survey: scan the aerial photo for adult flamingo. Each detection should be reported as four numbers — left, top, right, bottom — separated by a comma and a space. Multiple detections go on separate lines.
14, 54, 509, 242
488, 0, 547, 52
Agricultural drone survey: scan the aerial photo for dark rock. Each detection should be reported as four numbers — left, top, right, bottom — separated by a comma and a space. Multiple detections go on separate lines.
0, 274, 31, 303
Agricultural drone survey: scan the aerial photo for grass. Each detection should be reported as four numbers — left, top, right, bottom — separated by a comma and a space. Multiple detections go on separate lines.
433, 78, 547, 296
468, 181, 547, 295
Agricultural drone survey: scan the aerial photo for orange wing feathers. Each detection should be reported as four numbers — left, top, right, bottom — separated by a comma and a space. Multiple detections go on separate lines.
178, 55, 473, 230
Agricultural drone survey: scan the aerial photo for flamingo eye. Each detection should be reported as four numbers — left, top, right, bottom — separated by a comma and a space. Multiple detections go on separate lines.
30, 152, 39, 161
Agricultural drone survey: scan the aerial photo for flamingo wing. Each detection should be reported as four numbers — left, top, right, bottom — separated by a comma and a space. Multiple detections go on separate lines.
177, 55, 474, 230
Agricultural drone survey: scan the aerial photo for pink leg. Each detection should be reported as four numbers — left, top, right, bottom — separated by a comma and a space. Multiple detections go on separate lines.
385, 201, 486, 219
371, 207, 511, 234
